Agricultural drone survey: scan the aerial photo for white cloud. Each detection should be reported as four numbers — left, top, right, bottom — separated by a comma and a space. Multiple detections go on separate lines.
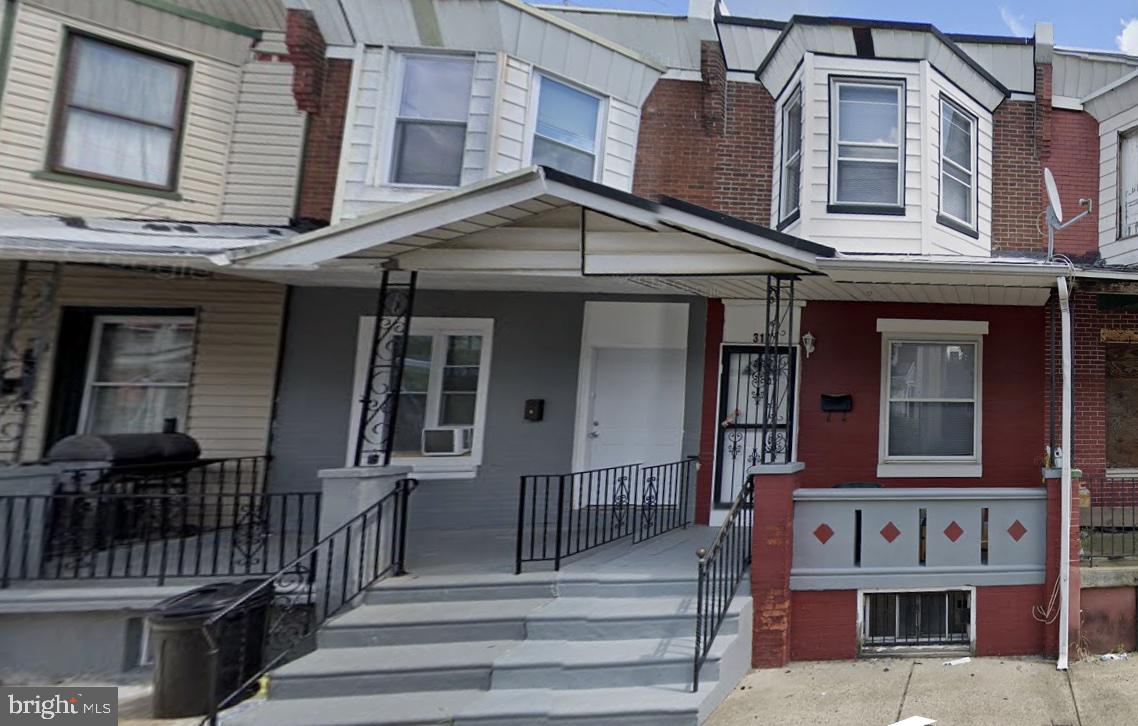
1118, 18, 1138, 55
999, 7, 1029, 37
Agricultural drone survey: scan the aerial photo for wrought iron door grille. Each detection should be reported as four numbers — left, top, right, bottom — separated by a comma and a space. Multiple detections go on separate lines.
862, 591, 970, 647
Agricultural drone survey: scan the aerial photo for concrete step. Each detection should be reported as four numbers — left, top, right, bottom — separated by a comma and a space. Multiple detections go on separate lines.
230, 682, 717, 726
269, 641, 518, 699
525, 596, 741, 641
318, 598, 551, 648
491, 636, 725, 690
366, 573, 558, 604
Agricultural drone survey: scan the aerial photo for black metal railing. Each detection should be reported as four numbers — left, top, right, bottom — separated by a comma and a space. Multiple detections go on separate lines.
1, 458, 321, 587
1081, 476, 1138, 566
201, 478, 416, 724
693, 474, 754, 692
515, 458, 695, 573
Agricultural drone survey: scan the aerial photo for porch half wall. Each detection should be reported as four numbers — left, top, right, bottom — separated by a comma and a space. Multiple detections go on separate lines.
268, 288, 706, 532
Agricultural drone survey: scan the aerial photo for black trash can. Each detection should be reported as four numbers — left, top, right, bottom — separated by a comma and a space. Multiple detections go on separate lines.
148, 580, 271, 718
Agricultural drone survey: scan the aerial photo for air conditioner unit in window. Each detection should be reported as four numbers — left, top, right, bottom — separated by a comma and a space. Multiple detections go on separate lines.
421, 426, 474, 456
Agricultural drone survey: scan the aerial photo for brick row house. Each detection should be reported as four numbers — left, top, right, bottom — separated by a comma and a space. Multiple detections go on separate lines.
4, 0, 1138, 723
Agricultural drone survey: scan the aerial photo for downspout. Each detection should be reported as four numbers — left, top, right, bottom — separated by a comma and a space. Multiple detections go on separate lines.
1056, 276, 1073, 671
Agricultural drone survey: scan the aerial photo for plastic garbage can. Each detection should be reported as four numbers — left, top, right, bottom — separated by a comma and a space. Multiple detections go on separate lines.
148, 579, 271, 718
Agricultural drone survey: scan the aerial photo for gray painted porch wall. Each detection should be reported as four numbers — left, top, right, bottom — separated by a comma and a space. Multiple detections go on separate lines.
268, 288, 706, 532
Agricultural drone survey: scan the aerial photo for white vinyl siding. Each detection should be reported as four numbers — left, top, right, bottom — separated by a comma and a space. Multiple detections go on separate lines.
0, 263, 286, 462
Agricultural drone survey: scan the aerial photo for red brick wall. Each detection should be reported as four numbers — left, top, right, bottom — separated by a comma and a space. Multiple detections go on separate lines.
751, 471, 799, 668
796, 301, 1046, 487
1045, 110, 1100, 260
284, 9, 327, 114
991, 99, 1044, 253
633, 41, 773, 224
789, 590, 858, 660
974, 585, 1048, 655
1081, 586, 1137, 653
695, 299, 724, 525
296, 58, 352, 225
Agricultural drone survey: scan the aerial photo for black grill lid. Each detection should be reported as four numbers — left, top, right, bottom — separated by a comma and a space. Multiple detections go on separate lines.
46, 432, 201, 465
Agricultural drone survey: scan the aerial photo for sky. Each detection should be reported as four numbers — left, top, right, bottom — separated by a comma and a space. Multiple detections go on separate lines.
531, 0, 1138, 55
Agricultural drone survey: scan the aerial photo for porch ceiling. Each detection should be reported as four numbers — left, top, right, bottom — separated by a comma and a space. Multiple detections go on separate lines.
222, 166, 834, 281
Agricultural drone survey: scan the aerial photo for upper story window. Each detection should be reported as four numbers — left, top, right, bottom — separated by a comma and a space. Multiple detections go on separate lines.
531, 75, 602, 180
779, 87, 803, 224
939, 97, 977, 233
829, 78, 904, 212
52, 34, 188, 190
1119, 129, 1138, 240
391, 54, 474, 187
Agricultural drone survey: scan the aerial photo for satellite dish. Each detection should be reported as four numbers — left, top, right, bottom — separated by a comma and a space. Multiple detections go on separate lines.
1045, 167, 1063, 223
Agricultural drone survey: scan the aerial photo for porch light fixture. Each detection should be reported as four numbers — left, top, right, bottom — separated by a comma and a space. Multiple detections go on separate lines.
802, 331, 816, 358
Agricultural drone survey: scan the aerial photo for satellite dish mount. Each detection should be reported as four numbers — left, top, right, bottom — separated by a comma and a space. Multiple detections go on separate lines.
1044, 167, 1092, 259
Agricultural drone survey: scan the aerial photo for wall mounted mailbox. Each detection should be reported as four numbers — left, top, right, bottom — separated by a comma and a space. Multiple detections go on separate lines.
821, 393, 853, 418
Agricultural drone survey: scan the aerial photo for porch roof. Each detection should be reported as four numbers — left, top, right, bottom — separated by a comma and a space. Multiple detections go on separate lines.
222, 166, 835, 280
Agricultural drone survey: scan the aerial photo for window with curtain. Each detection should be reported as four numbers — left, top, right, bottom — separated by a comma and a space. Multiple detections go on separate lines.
884, 340, 979, 459
1119, 129, 1138, 239
390, 54, 474, 186
53, 35, 187, 189
780, 88, 803, 222
531, 76, 601, 180
79, 317, 196, 434
830, 79, 904, 208
940, 98, 976, 228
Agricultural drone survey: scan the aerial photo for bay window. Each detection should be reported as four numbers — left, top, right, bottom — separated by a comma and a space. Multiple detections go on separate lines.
939, 97, 977, 233
52, 34, 188, 190
79, 316, 196, 434
390, 54, 475, 187
829, 78, 905, 211
779, 87, 803, 224
877, 319, 986, 477
530, 75, 602, 180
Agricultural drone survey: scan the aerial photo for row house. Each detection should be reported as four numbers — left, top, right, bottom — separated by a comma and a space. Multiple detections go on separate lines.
4, 0, 1138, 723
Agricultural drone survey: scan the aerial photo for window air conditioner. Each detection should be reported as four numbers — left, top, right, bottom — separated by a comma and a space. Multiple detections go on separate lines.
421, 426, 474, 456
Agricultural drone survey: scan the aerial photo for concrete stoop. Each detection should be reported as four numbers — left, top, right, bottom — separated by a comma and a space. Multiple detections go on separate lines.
228, 571, 752, 725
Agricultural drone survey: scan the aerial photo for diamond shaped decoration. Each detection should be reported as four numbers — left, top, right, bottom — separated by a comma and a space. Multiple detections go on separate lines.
944, 521, 965, 543
813, 523, 834, 545
880, 521, 901, 543
1008, 519, 1028, 542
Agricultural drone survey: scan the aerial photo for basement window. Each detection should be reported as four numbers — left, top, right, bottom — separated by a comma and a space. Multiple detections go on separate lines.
862, 590, 970, 648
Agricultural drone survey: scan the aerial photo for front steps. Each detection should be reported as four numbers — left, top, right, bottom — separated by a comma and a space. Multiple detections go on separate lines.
230, 570, 752, 725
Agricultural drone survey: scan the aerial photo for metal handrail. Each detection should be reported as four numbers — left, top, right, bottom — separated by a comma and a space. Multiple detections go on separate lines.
200, 478, 416, 724
693, 475, 754, 692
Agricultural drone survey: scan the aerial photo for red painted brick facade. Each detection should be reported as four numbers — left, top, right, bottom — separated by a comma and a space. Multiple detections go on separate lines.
751, 470, 799, 668
295, 58, 352, 225
789, 590, 858, 661
634, 41, 773, 224
795, 301, 1046, 488
974, 585, 1047, 656
1045, 110, 1100, 260
695, 299, 724, 525
1081, 586, 1138, 653
991, 98, 1044, 253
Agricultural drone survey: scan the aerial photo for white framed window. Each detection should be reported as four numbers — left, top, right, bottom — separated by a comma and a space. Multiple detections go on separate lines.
829, 78, 905, 210
52, 34, 189, 190
860, 588, 973, 651
78, 315, 196, 434
348, 318, 493, 479
528, 74, 603, 180
779, 86, 803, 223
938, 97, 977, 231
1118, 128, 1138, 240
876, 319, 987, 478
389, 54, 474, 187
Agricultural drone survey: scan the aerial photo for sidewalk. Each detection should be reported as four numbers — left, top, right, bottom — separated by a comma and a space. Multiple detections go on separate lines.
707, 656, 1138, 726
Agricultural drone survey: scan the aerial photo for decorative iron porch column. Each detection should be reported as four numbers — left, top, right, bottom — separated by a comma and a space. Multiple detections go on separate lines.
756, 274, 796, 466
353, 270, 417, 467
0, 261, 61, 466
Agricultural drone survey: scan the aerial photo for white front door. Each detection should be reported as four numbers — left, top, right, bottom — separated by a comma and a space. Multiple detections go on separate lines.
584, 346, 686, 471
